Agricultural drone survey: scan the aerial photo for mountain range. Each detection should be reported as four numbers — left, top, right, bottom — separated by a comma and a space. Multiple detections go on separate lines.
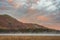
0, 14, 60, 33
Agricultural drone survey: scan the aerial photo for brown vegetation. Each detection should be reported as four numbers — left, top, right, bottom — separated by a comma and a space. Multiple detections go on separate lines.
0, 36, 60, 40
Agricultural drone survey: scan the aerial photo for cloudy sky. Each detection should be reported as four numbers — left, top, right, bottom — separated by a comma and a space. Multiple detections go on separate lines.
0, 0, 60, 30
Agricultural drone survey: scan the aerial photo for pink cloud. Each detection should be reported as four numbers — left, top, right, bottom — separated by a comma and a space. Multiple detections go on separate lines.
8, 0, 13, 3
42, 24, 60, 30
37, 16, 50, 21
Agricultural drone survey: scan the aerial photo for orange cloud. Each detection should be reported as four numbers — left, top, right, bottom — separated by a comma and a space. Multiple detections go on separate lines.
8, 0, 22, 8
37, 16, 50, 21
44, 24, 60, 30
48, 25, 60, 30
19, 18, 29, 23
19, 18, 35, 23
39, 23, 60, 30
8, 0, 13, 3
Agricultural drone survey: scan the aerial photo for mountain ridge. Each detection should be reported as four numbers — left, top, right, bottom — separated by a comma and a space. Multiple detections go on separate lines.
0, 14, 46, 29
0, 14, 60, 33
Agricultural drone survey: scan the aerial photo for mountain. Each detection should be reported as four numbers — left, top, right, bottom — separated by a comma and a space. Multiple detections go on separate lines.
0, 14, 60, 33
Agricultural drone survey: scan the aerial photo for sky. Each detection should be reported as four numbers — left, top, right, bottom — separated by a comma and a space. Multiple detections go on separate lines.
0, 0, 60, 30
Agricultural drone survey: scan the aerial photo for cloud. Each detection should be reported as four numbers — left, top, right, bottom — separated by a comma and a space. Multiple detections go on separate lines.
37, 16, 50, 21
40, 23, 60, 30
19, 18, 29, 23
8, 0, 13, 3
0, 0, 60, 30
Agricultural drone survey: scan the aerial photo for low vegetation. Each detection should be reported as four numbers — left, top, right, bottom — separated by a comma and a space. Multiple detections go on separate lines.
0, 28, 60, 33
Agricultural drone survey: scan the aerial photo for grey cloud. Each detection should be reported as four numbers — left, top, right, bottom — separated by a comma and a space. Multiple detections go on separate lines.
0, 0, 60, 26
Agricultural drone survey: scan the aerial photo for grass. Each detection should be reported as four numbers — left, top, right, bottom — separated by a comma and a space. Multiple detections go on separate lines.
0, 36, 60, 40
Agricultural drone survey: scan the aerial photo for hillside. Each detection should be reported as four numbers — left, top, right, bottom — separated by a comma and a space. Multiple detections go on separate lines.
0, 14, 60, 33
